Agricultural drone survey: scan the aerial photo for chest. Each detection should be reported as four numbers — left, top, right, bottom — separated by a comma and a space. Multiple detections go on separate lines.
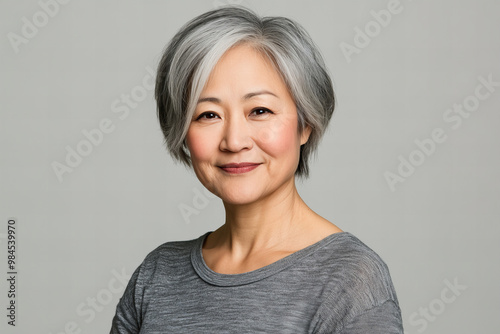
138, 280, 322, 333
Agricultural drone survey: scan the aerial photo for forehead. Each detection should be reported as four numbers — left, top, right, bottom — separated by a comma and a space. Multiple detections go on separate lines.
201, 44, 289, 96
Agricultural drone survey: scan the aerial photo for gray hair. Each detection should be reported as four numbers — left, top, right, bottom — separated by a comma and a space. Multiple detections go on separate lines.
155, 6, 335, 178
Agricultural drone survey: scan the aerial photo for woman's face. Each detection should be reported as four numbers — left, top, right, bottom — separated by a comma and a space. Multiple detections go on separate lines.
186, 44, 311, 205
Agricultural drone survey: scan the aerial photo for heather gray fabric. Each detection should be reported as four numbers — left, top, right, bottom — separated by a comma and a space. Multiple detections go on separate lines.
110, 231, 403, 333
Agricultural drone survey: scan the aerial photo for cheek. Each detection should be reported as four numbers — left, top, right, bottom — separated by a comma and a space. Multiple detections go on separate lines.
256, 117, 300, 157
186, 128, 218, 163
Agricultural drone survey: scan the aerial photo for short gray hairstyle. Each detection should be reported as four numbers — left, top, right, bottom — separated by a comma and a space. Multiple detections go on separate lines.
155, 6, 335, 178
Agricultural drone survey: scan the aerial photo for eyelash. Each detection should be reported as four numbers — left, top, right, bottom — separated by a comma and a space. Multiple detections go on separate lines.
196, 108, 274, 120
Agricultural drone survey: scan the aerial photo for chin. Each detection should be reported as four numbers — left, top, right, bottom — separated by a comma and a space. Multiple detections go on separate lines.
218, 186, 264, 206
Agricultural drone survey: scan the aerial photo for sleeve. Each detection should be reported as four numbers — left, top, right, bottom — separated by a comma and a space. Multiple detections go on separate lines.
109, 264, 142, 334
310, 236, 404, 334
340, 299, 404, 334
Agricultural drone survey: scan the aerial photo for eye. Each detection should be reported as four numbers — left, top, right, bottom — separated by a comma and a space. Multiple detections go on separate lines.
196, 112, 220, 120
250, 107, 274, 116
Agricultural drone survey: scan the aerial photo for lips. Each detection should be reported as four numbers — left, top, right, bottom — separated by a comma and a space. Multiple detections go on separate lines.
218, 162, 261, 174
219, 162, 260, 168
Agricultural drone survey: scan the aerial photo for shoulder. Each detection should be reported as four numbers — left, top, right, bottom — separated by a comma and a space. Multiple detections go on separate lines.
143, 235, 200, 262
141, 233, 203, 269
130, 233, 206, 286
308, 232, 402, 332
314, 232, 395, 284
111, 233, 207, 329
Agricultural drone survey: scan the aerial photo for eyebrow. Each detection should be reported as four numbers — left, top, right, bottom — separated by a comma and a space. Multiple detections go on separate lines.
197, 90, 278, 104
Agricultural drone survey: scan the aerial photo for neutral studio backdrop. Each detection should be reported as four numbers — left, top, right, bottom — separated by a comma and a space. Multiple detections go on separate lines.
1, 0, 499, 333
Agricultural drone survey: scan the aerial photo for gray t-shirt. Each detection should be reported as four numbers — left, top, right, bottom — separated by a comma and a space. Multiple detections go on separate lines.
110, 231, 403, 333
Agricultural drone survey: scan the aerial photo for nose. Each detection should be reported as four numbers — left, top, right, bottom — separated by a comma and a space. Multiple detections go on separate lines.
219, 113, 253, 152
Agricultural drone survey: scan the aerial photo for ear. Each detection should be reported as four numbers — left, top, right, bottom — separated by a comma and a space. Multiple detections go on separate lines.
300, 125, 312, 146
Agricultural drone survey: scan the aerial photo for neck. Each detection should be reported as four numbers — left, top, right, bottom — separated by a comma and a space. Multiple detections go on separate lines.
216, 176, 313, 256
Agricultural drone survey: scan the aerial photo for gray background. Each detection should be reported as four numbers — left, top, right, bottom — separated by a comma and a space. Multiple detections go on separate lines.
1, 0, 499, 333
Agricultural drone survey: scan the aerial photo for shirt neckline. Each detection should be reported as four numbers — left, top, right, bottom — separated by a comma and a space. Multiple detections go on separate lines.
191, 230, 352, 287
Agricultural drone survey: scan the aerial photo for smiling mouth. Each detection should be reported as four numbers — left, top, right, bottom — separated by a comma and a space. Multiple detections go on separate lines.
218, 163, 261, 174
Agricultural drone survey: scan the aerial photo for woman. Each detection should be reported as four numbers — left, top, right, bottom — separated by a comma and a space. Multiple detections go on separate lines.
110, 6, 403, 333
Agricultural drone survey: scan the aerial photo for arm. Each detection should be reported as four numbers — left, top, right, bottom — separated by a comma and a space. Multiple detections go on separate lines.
109, 266, 142, 334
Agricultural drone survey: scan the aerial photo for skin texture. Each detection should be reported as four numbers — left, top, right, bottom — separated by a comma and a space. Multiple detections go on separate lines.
186, 44, 342, 274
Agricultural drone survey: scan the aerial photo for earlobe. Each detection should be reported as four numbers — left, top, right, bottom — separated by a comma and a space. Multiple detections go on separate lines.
300, 125, 312, 146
